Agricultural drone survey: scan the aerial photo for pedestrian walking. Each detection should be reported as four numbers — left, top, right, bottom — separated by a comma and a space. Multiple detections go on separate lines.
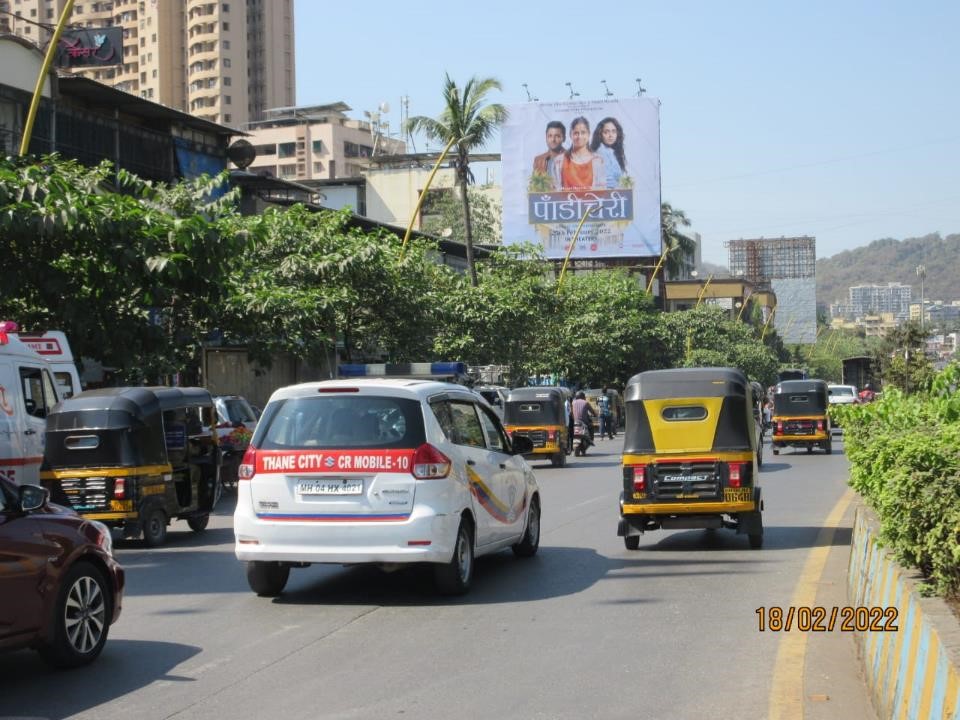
598, 386, 615, 439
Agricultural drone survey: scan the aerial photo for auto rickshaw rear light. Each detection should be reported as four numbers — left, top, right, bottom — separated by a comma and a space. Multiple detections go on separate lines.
411, 443, 451, 479
728, 462, 743, 488
238, 447, 257, 481
817, 419, 825, 431
630, 465, 646, 493
547, 429, 556, 441
114, 477, 125, 499
776, 421, 783, 434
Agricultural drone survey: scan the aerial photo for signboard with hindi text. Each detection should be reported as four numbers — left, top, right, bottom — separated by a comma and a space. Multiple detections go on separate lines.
501, 98, 661, 259
55, 27, 123, 67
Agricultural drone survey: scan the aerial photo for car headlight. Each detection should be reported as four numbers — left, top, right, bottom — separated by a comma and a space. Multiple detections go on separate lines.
91, 520, 114, 556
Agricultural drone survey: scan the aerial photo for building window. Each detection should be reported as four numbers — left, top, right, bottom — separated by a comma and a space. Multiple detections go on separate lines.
222, 21, 229, 30
224, 114, 232, 123
152, 69, 157, 77
225, 95, 231, 105
311, 140, 324, 154
223, 76, 231, 86
253, 144, 277, 156
277, 142, 296, 159
279, 164, 297, 178
343, 141, 372, 159
313, 161, 324, 173
223, 39, 230, 49
222, 2, 229, 10
223, 58, 231, 67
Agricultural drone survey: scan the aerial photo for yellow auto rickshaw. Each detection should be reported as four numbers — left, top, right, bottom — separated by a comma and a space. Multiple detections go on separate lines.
502, 386, 570, 467
770, 379, 832, 455
41, 387, 222, 546
617, 367, 763, 549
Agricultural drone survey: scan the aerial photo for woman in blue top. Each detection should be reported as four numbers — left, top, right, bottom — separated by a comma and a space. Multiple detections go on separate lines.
589, 117, 626, 189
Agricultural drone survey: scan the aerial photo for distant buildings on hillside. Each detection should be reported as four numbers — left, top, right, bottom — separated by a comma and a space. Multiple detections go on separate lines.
830, 281, 960, 333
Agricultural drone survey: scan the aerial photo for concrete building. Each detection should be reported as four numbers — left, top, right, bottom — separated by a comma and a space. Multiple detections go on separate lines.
243, 103, 408, 183
849, 283, 911, 320
0, 0, 294, 127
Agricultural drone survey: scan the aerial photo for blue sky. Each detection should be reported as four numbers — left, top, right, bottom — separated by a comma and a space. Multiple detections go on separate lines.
294, 1, 959, 266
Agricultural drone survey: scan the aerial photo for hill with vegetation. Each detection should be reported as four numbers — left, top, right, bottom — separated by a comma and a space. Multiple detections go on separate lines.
817, 233, 960, 308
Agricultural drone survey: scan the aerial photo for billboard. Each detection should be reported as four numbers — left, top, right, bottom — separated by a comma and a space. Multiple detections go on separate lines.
501, 98, 661, 259
772, 278, 818, 344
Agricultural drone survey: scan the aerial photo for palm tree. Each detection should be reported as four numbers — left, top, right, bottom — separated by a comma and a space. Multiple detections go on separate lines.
660, 202, 697, 279
406, 74, 506, 286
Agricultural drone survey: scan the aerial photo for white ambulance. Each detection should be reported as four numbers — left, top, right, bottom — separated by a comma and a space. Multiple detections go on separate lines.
0, 329, 62, 485
13, 330, 83, 399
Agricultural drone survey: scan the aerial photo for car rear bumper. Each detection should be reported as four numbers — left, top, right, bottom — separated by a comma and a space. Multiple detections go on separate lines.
234, 508, 460, 564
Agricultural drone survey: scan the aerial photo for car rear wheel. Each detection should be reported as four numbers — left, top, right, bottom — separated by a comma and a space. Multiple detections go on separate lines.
246, 561, 290, 597
624, 535, 641, 550
142, 506, 168, 547
512, 497, 540, 558
434, 519, 474, 595
39, 562, 111, 668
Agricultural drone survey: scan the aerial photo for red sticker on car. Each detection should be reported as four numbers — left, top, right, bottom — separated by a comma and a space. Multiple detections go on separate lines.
255, 449, 414, 474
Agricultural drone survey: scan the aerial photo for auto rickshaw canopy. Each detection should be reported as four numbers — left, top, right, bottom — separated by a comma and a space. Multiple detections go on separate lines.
623, 367, 754, 454
773, 379, 829, 415
502, 387, 567, 426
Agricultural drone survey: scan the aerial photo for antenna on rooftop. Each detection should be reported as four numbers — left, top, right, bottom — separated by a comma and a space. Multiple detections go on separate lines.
565, 82, 580, 100
601, 80, 613, 98
522, 83, 538, 102
635, 77, 646, 97
401, 94, 416, 153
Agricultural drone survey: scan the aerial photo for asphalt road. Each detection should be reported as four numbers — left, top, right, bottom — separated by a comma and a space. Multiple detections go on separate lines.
1, 434, 875, 720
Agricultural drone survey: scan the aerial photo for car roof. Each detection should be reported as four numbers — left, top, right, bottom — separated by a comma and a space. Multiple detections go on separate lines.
268, 378, 476, 402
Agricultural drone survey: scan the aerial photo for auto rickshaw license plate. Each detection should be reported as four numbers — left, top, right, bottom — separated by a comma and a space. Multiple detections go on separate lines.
296, 479, 363, 495
723, 488, 753, 503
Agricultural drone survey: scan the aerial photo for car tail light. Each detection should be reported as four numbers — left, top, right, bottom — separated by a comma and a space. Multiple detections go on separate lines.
629, 464, 646, 493
238, 446, 257, 481
728, 462, 743, 488
412, 443, 451, 479
114, 477, 125, 499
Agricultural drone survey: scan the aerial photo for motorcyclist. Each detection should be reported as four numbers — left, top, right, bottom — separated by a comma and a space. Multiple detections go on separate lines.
571, 391, 596, 445
858, 383, 876, 403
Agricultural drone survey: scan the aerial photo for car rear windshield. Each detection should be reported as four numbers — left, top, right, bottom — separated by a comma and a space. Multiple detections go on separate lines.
829, 387, 855, 397
256, 395, 425, 450
218, 397, 258, 424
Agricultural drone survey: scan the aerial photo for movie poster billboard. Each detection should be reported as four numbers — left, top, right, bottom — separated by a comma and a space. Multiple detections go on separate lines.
501, 98, 661, 259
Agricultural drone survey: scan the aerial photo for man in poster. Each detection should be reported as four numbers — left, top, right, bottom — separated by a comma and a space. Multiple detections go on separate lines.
531, 120, 566, 177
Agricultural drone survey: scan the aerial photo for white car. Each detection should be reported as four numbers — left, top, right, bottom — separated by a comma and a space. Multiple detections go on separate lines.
827, 384, 859, 405
234, 378, 541, 596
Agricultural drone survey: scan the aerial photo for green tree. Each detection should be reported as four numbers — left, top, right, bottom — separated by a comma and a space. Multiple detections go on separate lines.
879, 320, 934, 393
406, 74, 507, 287
421, 186, 502, 246
660, 202, 697, 279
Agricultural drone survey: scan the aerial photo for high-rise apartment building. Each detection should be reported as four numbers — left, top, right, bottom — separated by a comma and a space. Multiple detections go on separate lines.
0, 0, 294, 127
849, 283, 912, 320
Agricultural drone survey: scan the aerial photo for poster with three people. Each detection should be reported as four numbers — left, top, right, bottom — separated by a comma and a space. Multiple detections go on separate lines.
501, 97, 661, 259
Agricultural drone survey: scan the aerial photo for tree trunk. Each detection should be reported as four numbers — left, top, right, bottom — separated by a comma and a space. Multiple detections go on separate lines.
459, 171, 478, 287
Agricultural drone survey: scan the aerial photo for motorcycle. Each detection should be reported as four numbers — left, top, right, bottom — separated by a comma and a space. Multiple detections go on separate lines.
573, 422, 593, 457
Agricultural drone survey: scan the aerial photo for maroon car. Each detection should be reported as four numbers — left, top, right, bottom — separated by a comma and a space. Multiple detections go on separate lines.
0, 477, 124, 667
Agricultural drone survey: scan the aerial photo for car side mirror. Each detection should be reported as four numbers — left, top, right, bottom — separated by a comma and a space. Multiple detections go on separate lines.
19, 484, 49, 512
511, 434, 534, 455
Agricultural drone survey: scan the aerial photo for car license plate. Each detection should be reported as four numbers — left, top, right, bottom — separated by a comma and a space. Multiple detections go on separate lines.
296, 479, 363, 495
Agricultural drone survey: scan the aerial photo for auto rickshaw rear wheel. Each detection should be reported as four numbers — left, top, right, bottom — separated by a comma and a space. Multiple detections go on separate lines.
749, 532, 763, 549
142, 507, 168, 547
187, 513, 209, 532
624, 535, 640, 550
824, 437, 833, 454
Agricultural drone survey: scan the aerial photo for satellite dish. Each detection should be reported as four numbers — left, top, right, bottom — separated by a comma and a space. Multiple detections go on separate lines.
227, 139, 256, 170
379, 101, 390, 114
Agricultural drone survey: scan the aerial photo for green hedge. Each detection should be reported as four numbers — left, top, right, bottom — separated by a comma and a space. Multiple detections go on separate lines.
834, 362, 960, 595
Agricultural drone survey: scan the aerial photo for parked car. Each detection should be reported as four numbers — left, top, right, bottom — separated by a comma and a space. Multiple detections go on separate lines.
234, 377, 541, 596
0, 477, 124, 667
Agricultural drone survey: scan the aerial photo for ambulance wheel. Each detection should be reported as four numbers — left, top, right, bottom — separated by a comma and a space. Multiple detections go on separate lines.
187, 514, 209, 532
142, 507, 168, 547
435, 519, 474, 595
246, 561, 290, 597
624, 535, 641, 550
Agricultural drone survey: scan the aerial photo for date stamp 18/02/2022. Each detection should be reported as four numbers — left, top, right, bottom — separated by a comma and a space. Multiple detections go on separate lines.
756, 606, 899, 632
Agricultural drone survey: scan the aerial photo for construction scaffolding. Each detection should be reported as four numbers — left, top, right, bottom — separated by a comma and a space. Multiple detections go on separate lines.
725, 236, 816, 282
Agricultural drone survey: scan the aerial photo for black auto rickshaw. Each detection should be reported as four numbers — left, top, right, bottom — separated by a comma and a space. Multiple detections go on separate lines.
770, 379, 831, 455
41, 387, 222, 546
617, 368, 764, 549
502, 386, 570, 467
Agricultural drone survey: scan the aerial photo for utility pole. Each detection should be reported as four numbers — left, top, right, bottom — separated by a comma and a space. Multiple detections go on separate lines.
916, 264, 926, 333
